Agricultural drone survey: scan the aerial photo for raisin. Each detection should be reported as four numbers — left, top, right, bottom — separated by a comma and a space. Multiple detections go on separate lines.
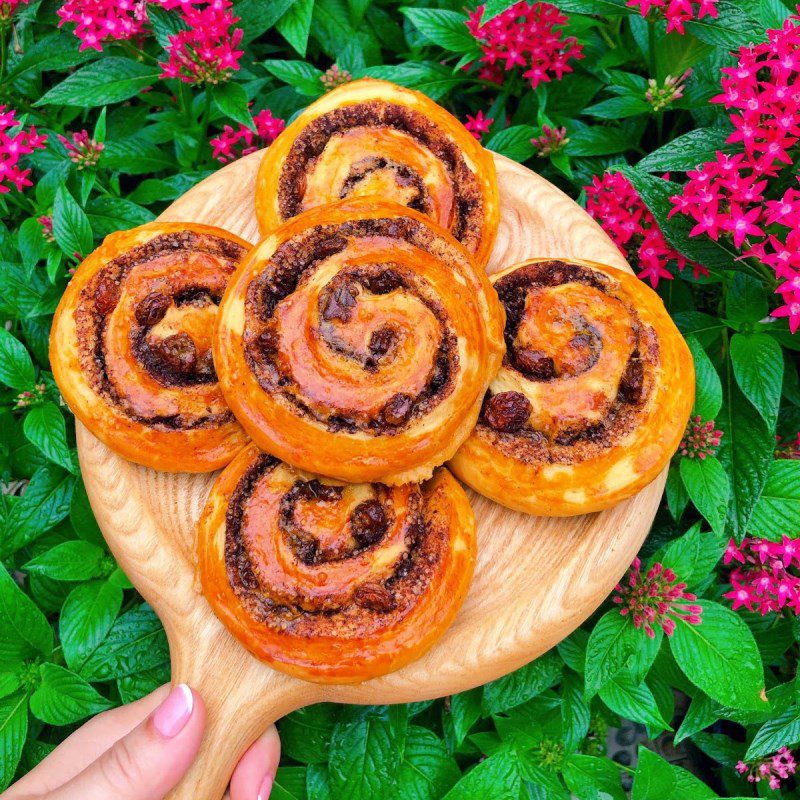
95, 277, 120, 315
135, 292, 171, 326
515, 348, 556, 380
155, 332, 197, 375
381, 393, 413, 426
483, 391, 532, 433
322, 283, 357, 322
304, 479, 342, 503
195, 350, 216, 379
351, 499, 387, 547
295, 539, 318, 565
618, 357, 644, 404
256, 329, 280, 356
365, 270, 401, 294
354, 583, 396, 613
368, 327, 396, 359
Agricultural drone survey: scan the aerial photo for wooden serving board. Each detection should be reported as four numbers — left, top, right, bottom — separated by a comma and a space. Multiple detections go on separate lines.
77, 151, 665, 799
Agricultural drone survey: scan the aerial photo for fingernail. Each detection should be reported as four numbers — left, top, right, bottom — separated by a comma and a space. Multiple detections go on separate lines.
152, 683, 194, 738
257, 774, 273, 800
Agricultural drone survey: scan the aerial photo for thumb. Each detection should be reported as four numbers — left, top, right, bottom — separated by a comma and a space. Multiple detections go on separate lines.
51, 683, 206, 800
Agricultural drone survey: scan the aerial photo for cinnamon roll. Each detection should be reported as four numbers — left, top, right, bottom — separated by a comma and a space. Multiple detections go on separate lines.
450, 258, 694, 515
255, 78, 500, 268
50, 223, 251, 472
215, 198, 505, 485
198, 444, 476, 682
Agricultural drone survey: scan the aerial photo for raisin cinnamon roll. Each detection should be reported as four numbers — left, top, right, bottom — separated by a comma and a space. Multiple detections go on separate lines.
215, 198, 505, 485
255, 78, 499, 269
50, 223, 251, 472
198, 444, 476, 682
450, 258, 694, 515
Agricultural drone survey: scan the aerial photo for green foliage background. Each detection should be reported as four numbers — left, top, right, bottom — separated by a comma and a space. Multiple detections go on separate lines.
1, 0, 800, 797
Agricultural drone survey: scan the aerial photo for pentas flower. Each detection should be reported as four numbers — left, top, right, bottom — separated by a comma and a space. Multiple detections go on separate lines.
464, 111, 493, 140
0, 0, 29, 26
0, 106, 47, 194
736, 748, 797, 791
58, 130, 104, 169
627, 0, 718, 34
679, 415, 723, 459
38, 215, 54, 242
160, 0, 243, 85
645, 71, 691, 112
612, 558, 702, 637
321, 64, 353, 91
585, 171, 707, 288
531, 125, 568, 156
466, 2, 583, 90
209, 109, 285, 163
57, 0, 148, 52
724, 537, 800, 615
14, 382, 46, 410
776, 431, 800, 459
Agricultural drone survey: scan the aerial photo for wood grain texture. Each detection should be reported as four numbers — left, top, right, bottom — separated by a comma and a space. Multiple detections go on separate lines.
77, 151, 666, 800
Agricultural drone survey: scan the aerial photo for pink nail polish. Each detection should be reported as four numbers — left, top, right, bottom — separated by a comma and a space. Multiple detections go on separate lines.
152, 683, 194, 738
257, 774, 273, 800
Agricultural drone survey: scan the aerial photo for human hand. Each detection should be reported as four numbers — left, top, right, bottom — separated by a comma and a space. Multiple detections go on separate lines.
3, 684, 280, 800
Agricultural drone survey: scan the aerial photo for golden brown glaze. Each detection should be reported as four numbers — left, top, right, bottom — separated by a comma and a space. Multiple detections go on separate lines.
450, 258, 694, 515
215, 198, 505, 485
255, 79, 500, 268
50, 223, 251, 472
198, 444, 476, 683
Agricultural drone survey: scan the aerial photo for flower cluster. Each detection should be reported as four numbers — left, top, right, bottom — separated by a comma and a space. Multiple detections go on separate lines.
38, 215, 54, 242
626, 0, 718, 34
57, 0, 147, 52
777, 431, 800, 459
466, 2, 583, 90
0, 0, 29, 25
321, 64, 353, 91
585, 172, 706, 287
0, 106, 47, 194
736, 748, 797, 790
670, 13, 800, 333
14, 383, 46, 410
160, 0, 243, 84
531, 125, 568, 157
209, 109, 285, 163
58, 130, 104, 169
679, 415, 723, 459
724, 536, 800, 615
613, 558, 702, 637
464, 110, 493, 140
645, 70, 691, 112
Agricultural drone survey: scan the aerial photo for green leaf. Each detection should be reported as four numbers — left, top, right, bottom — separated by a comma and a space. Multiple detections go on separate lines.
631, 747, 676, 800
272, 766, 307, 800
146, 4, 188, 49
554, 0, 633, 14
0, 692, 28, 792
0, 565, 53, 659
659, 524, 725, 588
236, 0, 295, 43
483, 650, 561, 714
397, 725, 460, 800
726, 272, 768, 328
276, 0, 315, 56
37, 57, 159, 107
666, 465, 689, 521
30, 663, 112, 726
599, 673, 672, 731
730, 333, 783, 429
746, 706, 800, 760
686, 0, 764, 47
52, 185, 93, 260
638, 127, 733, 172
279, 705, 336, 764
85, 196, 155, 238
211, 82, 254, 129
748, 460, 800, 539
560, 671, 590, 753
485, 126, 536, 162
566, 123, 640, 157
449, 688, 482, 747
685, 336, 722, 420
674, 692, 718, 744
263, 60, 325, 97
362, 62, 462, 101
479, 0, 517, 23
679, 457, 729, 535
101, 138, 174, 175
116, 663, 170, 703
69, 478, 104, 546
443, 748, 522, 799
401, 9, 477, 53
584, 96, 650, 119
5, 33, 94, 80
584, 612, 636, 698
563, 755, 626, 799
0, 329, 35, 390
669, 600, 765, 711
17, 218, 46, 272
24, 540, 106, 582
80, 605, 169, 681
60, 579, 123, 673
23, 402, 73, 473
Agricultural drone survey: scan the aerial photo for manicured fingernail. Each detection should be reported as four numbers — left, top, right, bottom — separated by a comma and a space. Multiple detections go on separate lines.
153, 683, 194, 738
257, 774, 273, 800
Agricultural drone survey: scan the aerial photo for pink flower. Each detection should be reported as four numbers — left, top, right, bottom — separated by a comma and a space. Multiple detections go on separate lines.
776, 431, 800, 459
735, 747, 797, 789
57, 0, 148, 51
627, 0, 718, 35
13, 382, 46, 409
645, 70, 691, 111
466, 2, 583, 90
679, 415, 723, 459
0, 106, 47, 194
160, 0, 243, 85
612, 558, 703, 637
321, 64, 353, 91
58, 130, 104, 169
0, 0, 30, 23
38, 215, 55, 242
531, 124, 568, 156
464, 110, 493, 140
209, 108, 285, 163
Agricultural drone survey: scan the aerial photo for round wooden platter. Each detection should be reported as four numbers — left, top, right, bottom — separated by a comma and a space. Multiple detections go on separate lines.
77, 151, 666, 800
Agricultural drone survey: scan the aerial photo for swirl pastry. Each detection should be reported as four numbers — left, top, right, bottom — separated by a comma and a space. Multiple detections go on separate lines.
215, 198, 505, 485
198, 444, 476, 682
450, 258, 694, 515
255, 78, 499, 268
50, 222, 251, 472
